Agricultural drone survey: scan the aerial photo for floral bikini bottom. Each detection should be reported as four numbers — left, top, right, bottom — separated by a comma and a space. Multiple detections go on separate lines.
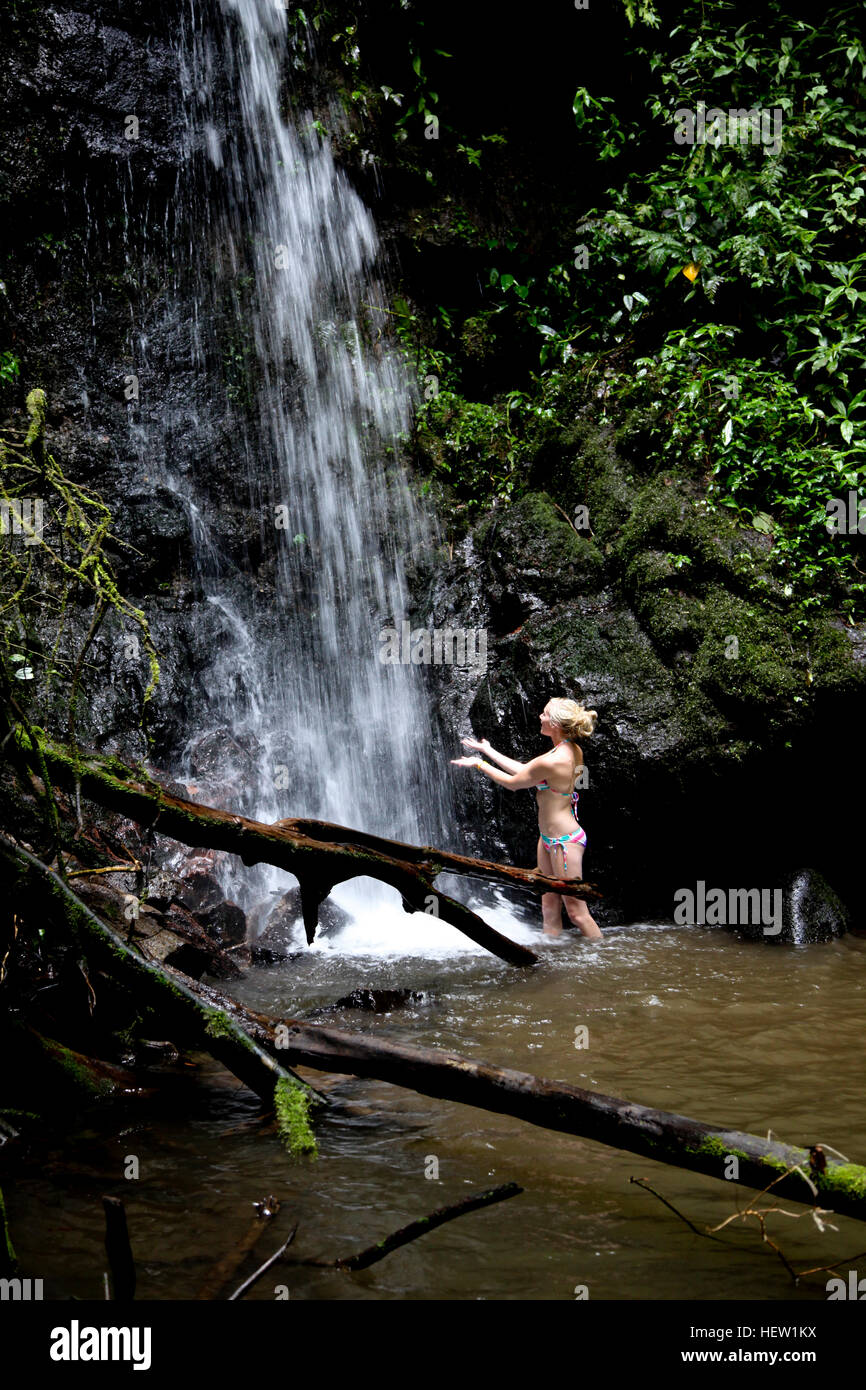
541, 825, 587, 873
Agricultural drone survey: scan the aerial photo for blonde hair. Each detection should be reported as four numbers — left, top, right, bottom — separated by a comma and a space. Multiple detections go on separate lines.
547, 697, 597, 741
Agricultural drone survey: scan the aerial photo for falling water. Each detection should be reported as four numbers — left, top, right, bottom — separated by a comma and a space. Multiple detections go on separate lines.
122, 0, 456, 914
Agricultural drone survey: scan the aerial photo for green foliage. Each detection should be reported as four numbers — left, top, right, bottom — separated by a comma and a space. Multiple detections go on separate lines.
393, 40, 442, 136
571, 4, 866, 382
34, 232, 68, 259
222, 338, 255, 409
572, 88, 626, 162
435, 0, 865, 616
389, 294, 556, 516
312, 0, 864, 620
0, 351, 19, 385
414, 390, 521, 516
619, 0, 661, 26
0, 389, 161, 743
603, 325, 865, 619
301, 2, 450, 150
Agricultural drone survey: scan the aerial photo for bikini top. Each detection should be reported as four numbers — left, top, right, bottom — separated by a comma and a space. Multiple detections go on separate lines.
535, 740, 581, 817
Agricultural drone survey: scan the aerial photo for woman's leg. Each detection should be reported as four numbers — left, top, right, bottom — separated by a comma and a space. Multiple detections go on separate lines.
537, 838, 565, 936
560, 842, 603, 940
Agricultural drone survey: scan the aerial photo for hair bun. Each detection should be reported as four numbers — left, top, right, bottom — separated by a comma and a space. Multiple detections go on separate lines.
547, 697, 597, 740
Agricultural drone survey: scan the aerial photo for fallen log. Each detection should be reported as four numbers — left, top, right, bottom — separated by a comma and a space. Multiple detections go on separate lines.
18, 729, 605, 966
274, 814, 603, 904
8, 837, 863, 1223
243, 1022, 866, 1224
4, 1023, 154, 1107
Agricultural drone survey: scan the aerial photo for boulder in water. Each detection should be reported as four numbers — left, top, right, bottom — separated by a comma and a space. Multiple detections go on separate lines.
196, 899, 247, 947
726, 867, 850, 944
307, 988, 425, 1017
780, 868, 850, 945
173, 869, 224, 915
252, 887, 351, 962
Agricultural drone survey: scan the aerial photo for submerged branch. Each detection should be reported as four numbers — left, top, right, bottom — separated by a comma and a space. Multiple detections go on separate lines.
227, 1225, 298, 1302
334, 1183, 523, 1271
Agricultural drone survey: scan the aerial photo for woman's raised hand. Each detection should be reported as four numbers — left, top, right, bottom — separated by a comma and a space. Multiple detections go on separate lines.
461, 736, 490, 754
451, 755, 480, 767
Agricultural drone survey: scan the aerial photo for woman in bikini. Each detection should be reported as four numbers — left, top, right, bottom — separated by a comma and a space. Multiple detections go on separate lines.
451, 697, 602, 940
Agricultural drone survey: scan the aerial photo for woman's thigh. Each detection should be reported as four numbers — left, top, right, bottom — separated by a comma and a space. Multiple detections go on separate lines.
537, 837, 556, 874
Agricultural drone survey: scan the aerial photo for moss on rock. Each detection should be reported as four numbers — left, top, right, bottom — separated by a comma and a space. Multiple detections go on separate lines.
690, 591, 805, 726
476, 490, 605, 595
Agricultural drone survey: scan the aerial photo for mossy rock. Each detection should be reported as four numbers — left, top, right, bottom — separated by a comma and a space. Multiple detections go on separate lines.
527, 599, 724, 757
630, 584, 706, 660
690, 592, 805, 725
476, 491, 605, 596
615, 478, 746, 585
460, 314, 498, 361
552, 426, 633, 540
806, 616, 865, 698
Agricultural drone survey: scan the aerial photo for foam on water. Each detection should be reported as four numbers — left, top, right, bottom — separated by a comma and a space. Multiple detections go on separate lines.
314, 883, 541, 959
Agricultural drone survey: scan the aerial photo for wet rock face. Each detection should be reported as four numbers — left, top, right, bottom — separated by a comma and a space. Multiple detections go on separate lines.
0, 0, 265, 769
195, 898, 247, 948
423, 468, 863, 925
139, 852, 248, 951
179, 730, 268, 817
74, 872, 245, 980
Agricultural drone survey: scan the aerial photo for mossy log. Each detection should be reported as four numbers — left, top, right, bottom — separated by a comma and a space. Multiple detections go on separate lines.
234, 1019, 866, 1224
12, 1026, 150, 1104
20, 730, 606, 967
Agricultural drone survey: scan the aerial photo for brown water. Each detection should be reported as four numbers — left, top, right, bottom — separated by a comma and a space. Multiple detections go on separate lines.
5, 913, 865, 1301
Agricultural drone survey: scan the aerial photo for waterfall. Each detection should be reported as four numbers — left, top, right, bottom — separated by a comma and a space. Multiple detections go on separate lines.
123, 0, 455, 915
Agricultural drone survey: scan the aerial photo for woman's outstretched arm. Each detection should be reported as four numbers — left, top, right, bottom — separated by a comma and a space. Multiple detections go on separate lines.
460, 736, 522, 774
452, 751, 557, 790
